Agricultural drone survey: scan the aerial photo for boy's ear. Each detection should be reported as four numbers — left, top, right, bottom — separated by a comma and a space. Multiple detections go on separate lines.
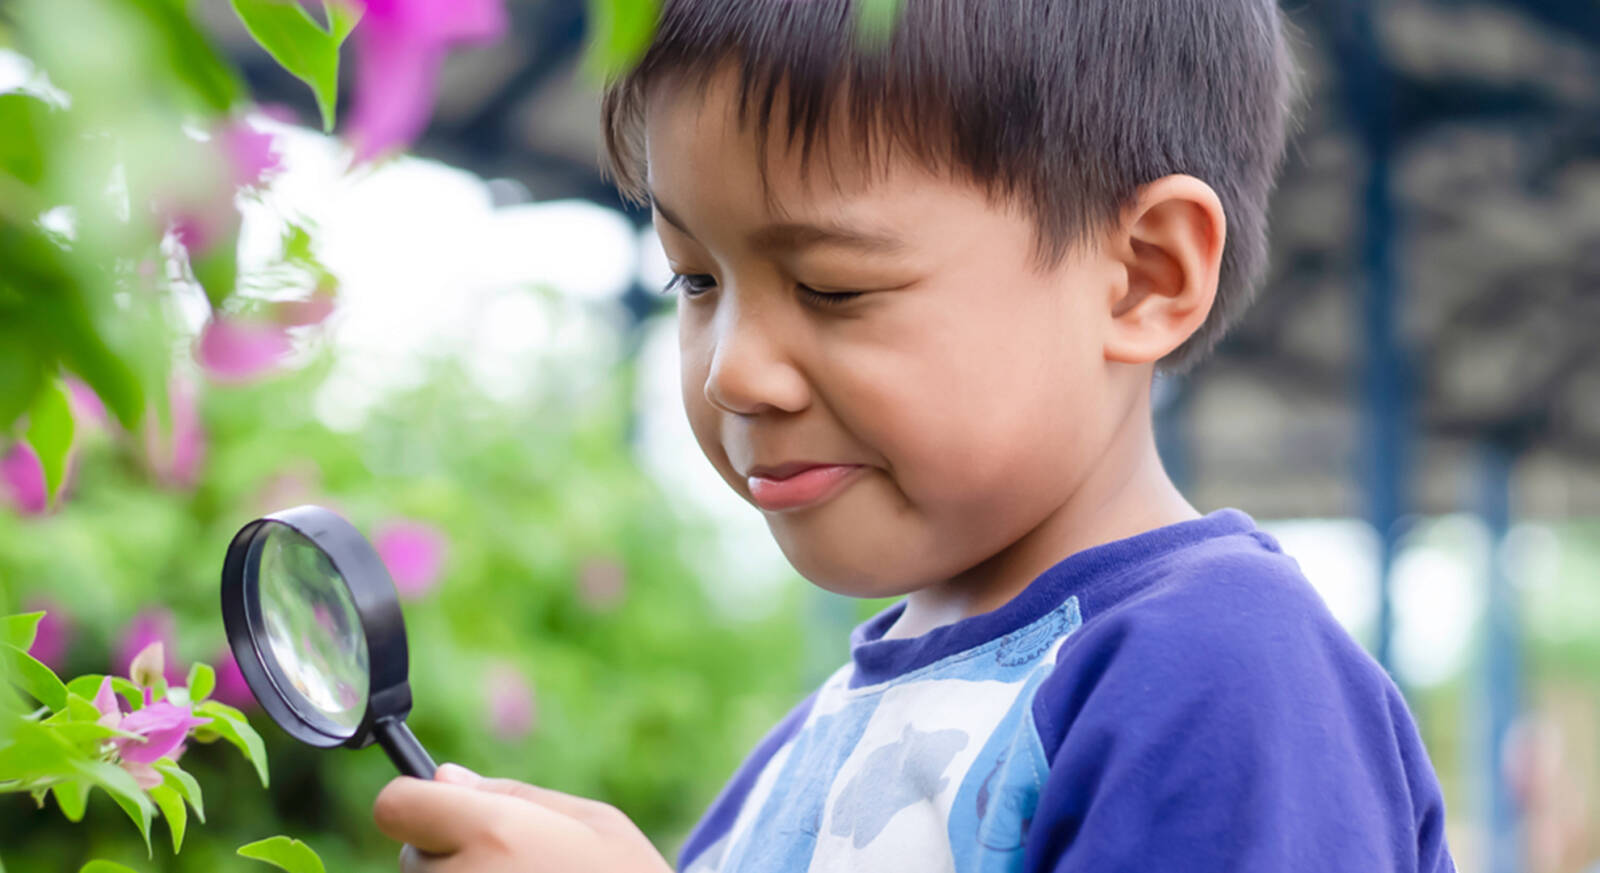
1101, 174, 1227, 365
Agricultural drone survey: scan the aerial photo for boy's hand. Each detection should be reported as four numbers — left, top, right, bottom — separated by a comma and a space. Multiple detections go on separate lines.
374, 763, 674, 873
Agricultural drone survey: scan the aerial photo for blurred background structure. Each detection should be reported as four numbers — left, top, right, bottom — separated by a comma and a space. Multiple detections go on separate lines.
2, 0, 1597, 871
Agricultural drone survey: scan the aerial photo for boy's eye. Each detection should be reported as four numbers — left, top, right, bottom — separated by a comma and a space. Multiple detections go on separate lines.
662, 274, 864, 308
798, 285, 863, 307
663, 273, 718, 296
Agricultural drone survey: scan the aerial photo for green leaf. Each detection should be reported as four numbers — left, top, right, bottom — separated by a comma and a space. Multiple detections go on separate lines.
152, 760, 204, 823
229, 0, 361, 132
0, 613, 45, 651
191, 236, 239, 308
65, 675, 144, 712
195, 701, 269, 788
107, 783, 153, 857
2, 642, 68, 711
0, 322, 46, 432
582, 0, 658, 80
237, 836, 326, 873
0, 721, 78, 782
150, 782, 186, 854
0, 224, 145, 430
51, 779, 88, 823
63, 691, 108, 723
0, 93, 51, 186
79, 861, 142, 873
24, 378, 74, 508
323, 0, 363, 41
73, 759, 155, 858
123, 0, 244, 112
185, 663, 215, 703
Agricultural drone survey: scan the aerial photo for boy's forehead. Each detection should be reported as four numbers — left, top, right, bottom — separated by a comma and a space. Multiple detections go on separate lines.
642, 65, 911, 221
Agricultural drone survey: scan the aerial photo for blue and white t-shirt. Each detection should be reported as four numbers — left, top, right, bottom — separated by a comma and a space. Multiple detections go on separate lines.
678, 508, 1456, 873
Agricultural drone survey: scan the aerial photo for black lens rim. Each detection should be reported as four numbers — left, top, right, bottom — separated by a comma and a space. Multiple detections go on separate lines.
221, 505, 414, 750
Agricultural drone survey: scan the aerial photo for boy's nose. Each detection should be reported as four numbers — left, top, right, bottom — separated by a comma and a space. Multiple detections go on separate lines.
702, 303, 810, 417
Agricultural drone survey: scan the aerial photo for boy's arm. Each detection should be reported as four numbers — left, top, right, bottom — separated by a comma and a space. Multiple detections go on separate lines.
1023, 573, 1454, 873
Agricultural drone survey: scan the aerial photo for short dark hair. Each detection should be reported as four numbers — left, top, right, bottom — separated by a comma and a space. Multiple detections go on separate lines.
601, 0, 1297, 373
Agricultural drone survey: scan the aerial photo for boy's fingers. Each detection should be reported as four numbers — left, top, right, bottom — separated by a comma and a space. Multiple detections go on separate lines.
435, 763, 623, 831
473, 778, 622, 827
374, 778, 479, 853
374, 776, 591, 855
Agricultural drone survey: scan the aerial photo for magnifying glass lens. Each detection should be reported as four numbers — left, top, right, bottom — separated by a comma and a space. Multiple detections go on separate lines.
253, 524, 370, 734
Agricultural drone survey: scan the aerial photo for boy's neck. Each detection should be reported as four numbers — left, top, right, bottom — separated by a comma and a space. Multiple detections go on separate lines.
882, 386, 1199, 642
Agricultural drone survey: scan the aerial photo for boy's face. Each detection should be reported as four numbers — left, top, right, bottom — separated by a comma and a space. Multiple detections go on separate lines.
645, 70, 1131, 598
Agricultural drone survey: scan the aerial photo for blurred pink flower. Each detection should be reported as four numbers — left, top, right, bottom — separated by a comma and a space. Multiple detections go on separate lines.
66, 379, 108, 430
374, 519, 447, 597
142, 378, 206, 488
256, 102, 300, 126
23, 598, 71, 671
1, 442, 47, 515
273, 285, 337, 327
211, 648, 258, 710
219, 119, 282, 189
92, 677, 208, 789
252, 462, 327, 515
484, 661, 535, 741
196, 314, 293, 383
167, 204, 235, 258
346, 0, 509, 161
115, 610, 186, 688
577, 558, 627, 611
160, 118, 275, 261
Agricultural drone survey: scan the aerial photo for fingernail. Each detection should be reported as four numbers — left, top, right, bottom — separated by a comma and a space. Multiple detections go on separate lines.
436, 763, 480, 784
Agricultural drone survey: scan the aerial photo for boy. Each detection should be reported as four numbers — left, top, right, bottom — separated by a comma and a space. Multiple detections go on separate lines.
373, 1, 1458, 870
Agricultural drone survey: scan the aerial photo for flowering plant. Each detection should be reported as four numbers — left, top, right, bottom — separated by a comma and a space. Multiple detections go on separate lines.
0, 608, 333, 871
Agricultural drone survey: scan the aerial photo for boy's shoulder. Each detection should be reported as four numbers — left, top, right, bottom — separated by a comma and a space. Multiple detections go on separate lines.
1036, 517, 1401, 754
1024, 521, 1455, 873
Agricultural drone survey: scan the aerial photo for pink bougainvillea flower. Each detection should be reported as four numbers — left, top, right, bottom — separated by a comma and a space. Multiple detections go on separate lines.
218, 119, 282, 189
211, 647, 258, 710
252, 462, 327, 515
483, 661, 535, 741
66, 378, 108, 431
23, 598, 71, 671
1, 442, 48, 515
92, 677, 208, 789
115, 610, 186, 689
256, 102, 300, 126
273, 284, 337, 327
196, 314, 294, 383
374, 519, 447, 597
577, 557, 627, 611
142, 378, 207, 489
167, 206, 233, 258
346, 0, 509, 161
161, 117, 279, 259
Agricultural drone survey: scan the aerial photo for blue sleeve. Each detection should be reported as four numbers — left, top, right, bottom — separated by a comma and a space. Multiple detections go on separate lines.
1022, 553, 1454, 873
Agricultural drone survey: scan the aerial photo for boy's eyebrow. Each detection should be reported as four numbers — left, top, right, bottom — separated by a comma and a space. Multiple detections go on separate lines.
649, 191, 906, 255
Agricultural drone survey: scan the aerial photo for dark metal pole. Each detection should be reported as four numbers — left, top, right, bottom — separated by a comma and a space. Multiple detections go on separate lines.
1333, 0, 1408, 680
1479, 434, 1522, 873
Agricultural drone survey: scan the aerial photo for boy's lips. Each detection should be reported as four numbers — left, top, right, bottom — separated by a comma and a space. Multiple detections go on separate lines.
745, 463, 865, 512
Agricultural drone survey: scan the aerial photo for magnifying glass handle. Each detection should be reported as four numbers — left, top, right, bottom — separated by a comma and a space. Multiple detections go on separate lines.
374, 717, 437, 779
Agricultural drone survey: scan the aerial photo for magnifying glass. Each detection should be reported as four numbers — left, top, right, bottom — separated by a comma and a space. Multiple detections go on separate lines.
220, 505, 436, 778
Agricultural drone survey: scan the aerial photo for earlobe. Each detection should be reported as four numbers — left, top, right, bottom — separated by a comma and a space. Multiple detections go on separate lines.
1103, 175, 1226, 366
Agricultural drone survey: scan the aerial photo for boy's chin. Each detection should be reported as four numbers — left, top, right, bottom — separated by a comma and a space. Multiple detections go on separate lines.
765, 517, 929, 601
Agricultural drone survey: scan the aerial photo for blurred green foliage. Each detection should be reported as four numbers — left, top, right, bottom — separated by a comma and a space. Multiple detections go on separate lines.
1, 353, 817, 870
0, 0, 828, 868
